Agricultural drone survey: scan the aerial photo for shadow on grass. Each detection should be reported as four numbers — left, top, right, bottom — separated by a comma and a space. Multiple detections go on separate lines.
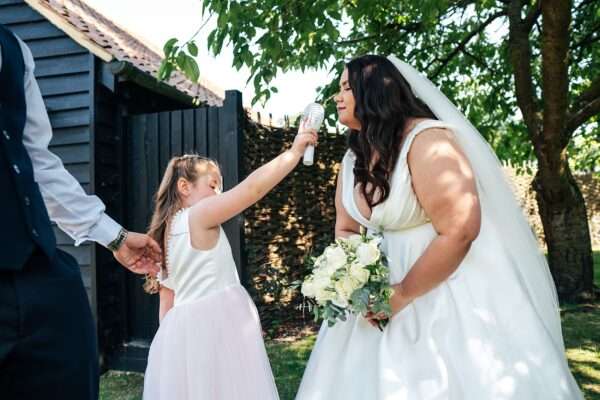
99, 371, 143, 400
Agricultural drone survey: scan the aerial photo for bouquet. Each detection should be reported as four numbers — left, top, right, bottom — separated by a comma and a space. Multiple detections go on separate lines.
299, 232, 394, 330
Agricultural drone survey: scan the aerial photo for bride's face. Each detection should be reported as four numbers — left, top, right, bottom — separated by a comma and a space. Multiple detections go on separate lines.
335, 68, 361, 130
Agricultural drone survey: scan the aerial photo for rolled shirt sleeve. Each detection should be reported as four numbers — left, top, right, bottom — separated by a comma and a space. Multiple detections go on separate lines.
15, 36, 122, 247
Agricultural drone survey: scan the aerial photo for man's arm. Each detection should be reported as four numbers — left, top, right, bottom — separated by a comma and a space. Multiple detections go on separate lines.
14, 36, 160, 273
18, 37, 122, 247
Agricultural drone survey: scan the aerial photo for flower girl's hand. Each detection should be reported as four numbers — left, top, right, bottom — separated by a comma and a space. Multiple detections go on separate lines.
290, 122, 318, 158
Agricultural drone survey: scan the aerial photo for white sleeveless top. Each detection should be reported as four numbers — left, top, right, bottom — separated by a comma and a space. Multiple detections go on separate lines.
158, 208, 240, 306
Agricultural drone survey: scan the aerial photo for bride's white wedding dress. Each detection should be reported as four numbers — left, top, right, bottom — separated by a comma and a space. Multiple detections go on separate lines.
295, 119, 583, 400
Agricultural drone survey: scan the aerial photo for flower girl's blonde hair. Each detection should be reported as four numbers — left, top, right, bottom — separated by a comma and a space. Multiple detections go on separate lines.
143, 154, 220, 294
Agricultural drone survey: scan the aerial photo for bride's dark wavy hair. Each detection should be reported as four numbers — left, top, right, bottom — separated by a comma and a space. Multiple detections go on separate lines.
346, 55, 437, 208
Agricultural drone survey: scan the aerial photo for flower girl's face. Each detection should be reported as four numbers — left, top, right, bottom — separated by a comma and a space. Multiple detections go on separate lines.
335, 68, 361, 130
178, 162, 222, 207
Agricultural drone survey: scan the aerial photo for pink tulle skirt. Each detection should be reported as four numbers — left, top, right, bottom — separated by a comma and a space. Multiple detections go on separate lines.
143, 285, 279, 400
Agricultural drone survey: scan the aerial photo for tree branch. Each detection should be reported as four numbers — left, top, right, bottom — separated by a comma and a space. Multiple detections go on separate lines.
570, 0, 599, 62
428, 10, 505, 79
566, 98, 600, 134
566, 77, 600, 134
541, 0, 571, 146
336, 33, 382, 46
462, 48, 493, 73
572, 0, 598, 23
507, 0, 542, 139
336, 22, 422, 47
571, 25, 600, 50
574, 77, 600, 110
523, 0, 541, 32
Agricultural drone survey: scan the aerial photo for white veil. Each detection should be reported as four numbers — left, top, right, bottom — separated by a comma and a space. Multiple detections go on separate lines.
387, 55, 564, 347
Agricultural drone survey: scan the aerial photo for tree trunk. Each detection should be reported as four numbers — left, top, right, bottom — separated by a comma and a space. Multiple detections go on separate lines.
533, 160, 595, 301
523, 0, 596, 302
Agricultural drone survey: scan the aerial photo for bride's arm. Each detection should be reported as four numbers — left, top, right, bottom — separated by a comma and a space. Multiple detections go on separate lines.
335, 171, 361, 238
390, 128, 481, 314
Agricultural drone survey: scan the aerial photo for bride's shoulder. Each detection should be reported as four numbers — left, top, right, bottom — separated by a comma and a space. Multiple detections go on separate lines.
406, 125, 465, 168
404, 120, 457, 149
395, 121, 460, 168
414, 126, 456, 142
405, 119, 454, 136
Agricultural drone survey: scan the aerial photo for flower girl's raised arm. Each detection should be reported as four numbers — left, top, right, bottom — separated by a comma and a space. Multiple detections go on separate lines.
189, 129, 318, 230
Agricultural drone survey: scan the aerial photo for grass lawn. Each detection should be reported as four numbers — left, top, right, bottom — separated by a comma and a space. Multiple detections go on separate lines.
100, 371, 144, 400
595, 251, 600, 287
99, 337, 317, 400
561, 250, 600, 399
101, 251, 600, 400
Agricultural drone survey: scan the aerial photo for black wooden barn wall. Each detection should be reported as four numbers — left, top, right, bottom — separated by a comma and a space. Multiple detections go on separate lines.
0, 0, 97, 304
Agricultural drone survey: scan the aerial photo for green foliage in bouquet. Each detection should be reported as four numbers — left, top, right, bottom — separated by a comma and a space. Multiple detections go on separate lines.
295, 232, 394, 330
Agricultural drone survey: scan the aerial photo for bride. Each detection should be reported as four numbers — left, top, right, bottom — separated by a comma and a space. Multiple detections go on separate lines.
294, 55, 583, 400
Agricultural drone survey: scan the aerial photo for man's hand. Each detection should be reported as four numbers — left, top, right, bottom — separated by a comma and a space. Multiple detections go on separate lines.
113, 232, 162, 275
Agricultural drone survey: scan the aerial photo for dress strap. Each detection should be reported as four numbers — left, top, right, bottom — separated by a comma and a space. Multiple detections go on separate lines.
399, 119, 454, 161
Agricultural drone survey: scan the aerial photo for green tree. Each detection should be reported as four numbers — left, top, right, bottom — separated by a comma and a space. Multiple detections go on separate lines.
166, 0, 599, 301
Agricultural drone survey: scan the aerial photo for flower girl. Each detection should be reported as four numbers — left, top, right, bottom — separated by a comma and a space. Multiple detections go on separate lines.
142, 128, 317, 400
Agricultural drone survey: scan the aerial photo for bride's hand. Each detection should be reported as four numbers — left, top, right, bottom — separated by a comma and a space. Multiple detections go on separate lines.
365, 311, 388, 329
365, 282, 413, 329
290, 122, 318, 158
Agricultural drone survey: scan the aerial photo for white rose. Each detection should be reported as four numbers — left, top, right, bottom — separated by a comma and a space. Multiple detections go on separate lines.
301, 278, 317, 298
313, 266, 333, 281
346, 234, 363, 249
324, 245, 348, 272
314, 254, 327, 268
334, 275, 360, 304
366, 235, 383, 246
313, 273, 331, 289
356, 242, 380, 266
315, 286, 336, 304
349, 262, 370, 285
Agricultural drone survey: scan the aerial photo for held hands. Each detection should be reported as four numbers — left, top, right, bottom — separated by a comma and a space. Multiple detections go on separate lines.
113, 232, 162, 275
290, 122, 319, 159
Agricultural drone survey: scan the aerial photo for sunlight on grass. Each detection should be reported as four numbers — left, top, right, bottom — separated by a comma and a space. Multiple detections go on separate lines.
561, 251, 600, 399
567, 348, 600, 398
266, 335, 316, 400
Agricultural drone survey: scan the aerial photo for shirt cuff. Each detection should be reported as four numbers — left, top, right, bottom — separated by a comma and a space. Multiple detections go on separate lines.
80, 213, 123, 248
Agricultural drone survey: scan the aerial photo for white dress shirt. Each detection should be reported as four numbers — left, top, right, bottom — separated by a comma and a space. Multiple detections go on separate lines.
0, 35, 122, 248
